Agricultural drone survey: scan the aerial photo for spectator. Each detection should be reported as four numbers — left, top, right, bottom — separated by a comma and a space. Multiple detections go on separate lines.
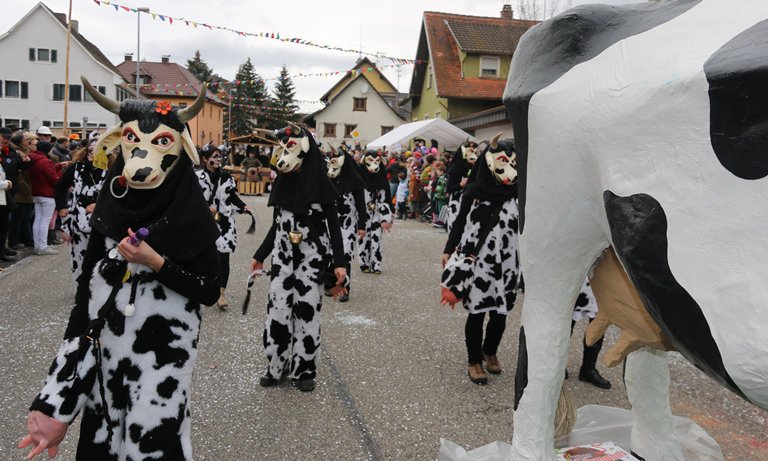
36, 126, 53, 143
51, 137, 70, 163
28, 140, 62, 255
433, 164, 448, 227
1, 127, 31, 258
386, 155, 406, 199
7, 132, 36, 251
395, 172, 409, 220
0, 161, 12, 262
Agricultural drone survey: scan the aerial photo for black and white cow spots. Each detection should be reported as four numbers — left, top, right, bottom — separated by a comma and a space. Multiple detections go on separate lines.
358, 189, 392, 273
31, 237, 202, 460
336, 192, 359, 276
445, 191, 462, 234
63, 162, 108, 284
263, 204, 331, 382
196, 170, 238, 254
130, 147, 148, 159
441, 198, 520, 314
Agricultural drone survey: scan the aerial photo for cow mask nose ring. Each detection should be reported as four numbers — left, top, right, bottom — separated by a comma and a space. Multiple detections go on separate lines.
110, 175, 129, 199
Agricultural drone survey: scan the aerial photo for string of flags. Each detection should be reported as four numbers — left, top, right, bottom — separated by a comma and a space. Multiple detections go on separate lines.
91, 0, 424, 65
126, 59, 409, 92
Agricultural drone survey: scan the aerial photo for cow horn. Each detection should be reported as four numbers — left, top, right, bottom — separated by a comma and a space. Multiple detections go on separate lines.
253, 128, 277, 140
177, 83, 208, 123
287, 120, 303, 135
81, 75, 120, 114
490, 132, 503, 149
327, 143, 336, 155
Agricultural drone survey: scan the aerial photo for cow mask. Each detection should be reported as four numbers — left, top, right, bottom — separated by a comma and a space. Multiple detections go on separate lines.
254, 123, 310, 174
461, 141, 480, 165
82, 76, 203, 190
485, 132, 517, 185
363, 152, 382, 173
326, 145, 344, 179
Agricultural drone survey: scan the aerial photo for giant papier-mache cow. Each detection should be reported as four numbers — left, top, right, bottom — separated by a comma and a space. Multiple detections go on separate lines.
503, 1, 768, 460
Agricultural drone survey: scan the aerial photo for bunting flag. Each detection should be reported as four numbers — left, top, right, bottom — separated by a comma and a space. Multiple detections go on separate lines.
92, 0, 425, 65
126, 58, 411, 93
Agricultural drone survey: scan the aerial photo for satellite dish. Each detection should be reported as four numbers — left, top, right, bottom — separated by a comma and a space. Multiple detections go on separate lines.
361, 83, 369, 94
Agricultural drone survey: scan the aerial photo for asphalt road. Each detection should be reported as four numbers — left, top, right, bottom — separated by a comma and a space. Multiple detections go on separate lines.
1, 195, 766, 460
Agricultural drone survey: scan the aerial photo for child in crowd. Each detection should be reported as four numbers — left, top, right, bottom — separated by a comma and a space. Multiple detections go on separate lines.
395, 172, 409, 219
433, 164, 448, 228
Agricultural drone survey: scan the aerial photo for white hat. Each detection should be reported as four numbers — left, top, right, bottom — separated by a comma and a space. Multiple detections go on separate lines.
88, 131, 101, 141
36, 126, 53, 136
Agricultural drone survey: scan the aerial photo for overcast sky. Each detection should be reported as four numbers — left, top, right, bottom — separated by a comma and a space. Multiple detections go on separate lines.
2, 0, 638, 111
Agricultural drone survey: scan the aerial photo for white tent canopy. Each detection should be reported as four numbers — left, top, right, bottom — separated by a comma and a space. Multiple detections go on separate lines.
366, 118, 477, 152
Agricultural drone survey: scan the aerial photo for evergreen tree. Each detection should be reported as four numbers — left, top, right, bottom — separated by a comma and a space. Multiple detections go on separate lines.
186, 50, 213, 83
226, 58, 269, 136
271, 65, 299, 125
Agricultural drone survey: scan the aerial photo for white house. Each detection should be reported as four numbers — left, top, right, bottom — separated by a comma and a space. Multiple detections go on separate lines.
0, 2, 126, 134
311, 58, 410, 149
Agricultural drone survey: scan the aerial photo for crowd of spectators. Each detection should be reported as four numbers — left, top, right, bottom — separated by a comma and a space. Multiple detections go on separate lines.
0, 124, 95, 263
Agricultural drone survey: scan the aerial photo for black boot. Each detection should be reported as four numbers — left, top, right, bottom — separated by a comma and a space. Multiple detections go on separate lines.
578, 336, 611, 389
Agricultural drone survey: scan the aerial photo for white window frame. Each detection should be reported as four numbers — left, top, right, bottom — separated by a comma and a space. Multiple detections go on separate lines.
83, 85, 106, 103
4, 80, 25, 99
479, 56, 500, 78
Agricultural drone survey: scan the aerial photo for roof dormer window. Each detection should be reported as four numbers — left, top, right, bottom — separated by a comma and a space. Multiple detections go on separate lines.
480, 56, 500, 78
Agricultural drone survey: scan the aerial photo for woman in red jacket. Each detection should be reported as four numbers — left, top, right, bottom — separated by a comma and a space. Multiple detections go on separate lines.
28, 138, 62, 255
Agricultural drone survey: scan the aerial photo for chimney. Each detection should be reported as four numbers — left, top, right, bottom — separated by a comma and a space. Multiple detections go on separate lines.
124, 53, 133, 62
500, 3, 514, 20
161, 55, 170, 64
70, 19, 79, 33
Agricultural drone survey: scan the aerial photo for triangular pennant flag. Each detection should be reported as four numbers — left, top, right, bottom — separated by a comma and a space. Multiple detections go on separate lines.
93, 0, 100, 5
113, 4, 118, 11
168, 17, 173, 24
151, 13, 157, 19
159, 14, 165, 21
121, 5, 130, 11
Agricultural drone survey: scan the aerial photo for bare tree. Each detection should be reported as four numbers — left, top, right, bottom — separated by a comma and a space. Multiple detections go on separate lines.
514, 0, 573, 20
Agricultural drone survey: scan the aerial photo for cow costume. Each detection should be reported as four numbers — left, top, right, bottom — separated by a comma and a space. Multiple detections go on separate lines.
444, 140, 479, 233
326, 145, 368, 302
440, 136, 520, 385
251, 124, 347, 392
21, 78, 221, 461
357, 151, 393, 274
504, 1, 768, 459
55, 141, 109, 285
196, 143, 251, 310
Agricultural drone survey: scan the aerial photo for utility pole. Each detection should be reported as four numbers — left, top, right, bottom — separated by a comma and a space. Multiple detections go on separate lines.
135, 7, 150, 98
63, 0, 72, 136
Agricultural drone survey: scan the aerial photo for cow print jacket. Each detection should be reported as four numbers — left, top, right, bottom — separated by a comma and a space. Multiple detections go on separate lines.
442, 195, 521, 314
196, 169, 247, 253
30, 230, 220, 457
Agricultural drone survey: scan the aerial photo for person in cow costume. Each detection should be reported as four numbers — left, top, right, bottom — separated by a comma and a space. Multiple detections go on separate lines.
440, 134, 521, 385
197, 143, 252, 310
358, 150, 393, 274
250, 123, 347, 393
54, 133, 110, 285
444, 140, 480, 233
325, 144, 367, 302
20, 77, 221, 460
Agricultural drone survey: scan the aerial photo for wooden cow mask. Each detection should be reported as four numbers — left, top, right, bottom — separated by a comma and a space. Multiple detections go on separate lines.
82, 76, 203, 190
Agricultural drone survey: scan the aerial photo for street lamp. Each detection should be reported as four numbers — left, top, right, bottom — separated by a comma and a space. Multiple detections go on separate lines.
135, 7, 150, 98
82, 116, 88, 138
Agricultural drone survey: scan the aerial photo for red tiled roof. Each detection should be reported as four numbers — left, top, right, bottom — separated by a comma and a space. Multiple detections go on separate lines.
419, 12, 536, 100
115, 60, 225, 105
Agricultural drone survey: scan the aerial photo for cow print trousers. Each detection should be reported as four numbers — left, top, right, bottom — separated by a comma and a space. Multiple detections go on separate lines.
263, 207, 327, 382
358, 189, 391, 273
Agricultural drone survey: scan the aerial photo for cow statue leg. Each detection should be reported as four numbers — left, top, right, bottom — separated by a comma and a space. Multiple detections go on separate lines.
511, 221, 607, 459
625, 347, 684, 461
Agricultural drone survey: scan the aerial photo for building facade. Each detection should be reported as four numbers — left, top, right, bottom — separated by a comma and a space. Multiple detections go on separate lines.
0, 2, 124, 134
311, 58, 410, 148
406, 5, 535, 137
116, 56, 225, 147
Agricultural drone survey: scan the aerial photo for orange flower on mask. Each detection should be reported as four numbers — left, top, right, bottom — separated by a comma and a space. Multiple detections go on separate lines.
155, 100, 173, 115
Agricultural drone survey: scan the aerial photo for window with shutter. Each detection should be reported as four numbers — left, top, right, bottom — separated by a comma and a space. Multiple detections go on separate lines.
51, 50, 57, 63
53, 84, 65, 101
70, 84, 82, 102
21, 82, 28, 99
29, 48, 36, 61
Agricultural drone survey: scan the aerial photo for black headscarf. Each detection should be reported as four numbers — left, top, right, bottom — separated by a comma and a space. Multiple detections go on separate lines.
267, 134, 338, 214
446, 146, 474, 194
462, 140, 518, 204
90, 152, 220, 262
331, 151, 366, 195
360, 153, 389, 191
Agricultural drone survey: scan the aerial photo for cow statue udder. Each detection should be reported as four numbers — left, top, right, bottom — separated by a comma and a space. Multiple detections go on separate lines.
503, 1, 768, 460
